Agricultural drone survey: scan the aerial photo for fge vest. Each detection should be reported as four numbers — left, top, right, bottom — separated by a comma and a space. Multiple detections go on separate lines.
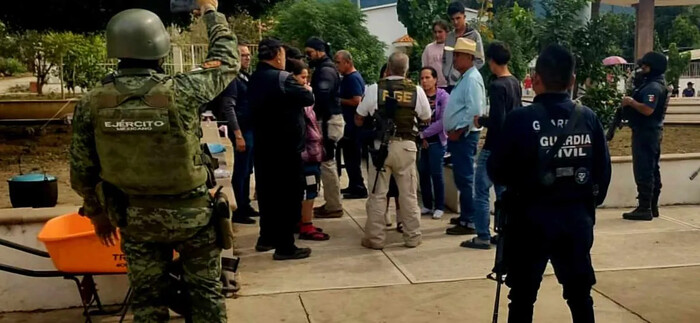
376, 78, 418, 139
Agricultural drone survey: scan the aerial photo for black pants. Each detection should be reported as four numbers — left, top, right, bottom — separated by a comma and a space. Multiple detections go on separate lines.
254, 150, 302, 253
505, 206, 596, 323
340, 109, 367, 192
631, 127, 662, 206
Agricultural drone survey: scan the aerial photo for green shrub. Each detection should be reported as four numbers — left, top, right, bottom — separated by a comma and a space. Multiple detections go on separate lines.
0, 57, 27, 76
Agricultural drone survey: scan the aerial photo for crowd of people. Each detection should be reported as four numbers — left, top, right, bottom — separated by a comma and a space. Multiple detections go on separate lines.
224, 1, 520, 256
220, 2, 667, 321
71, 0, 671, 321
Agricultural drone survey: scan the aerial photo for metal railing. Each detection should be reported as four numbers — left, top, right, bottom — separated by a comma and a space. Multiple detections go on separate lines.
683, 62, 700, 78
103, 44, 258, 75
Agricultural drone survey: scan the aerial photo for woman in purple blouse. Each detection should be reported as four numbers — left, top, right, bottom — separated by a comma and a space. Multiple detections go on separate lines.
418, 67, 449, 219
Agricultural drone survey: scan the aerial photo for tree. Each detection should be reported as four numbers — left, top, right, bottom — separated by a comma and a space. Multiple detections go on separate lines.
485, 3, 537, 80
572, 17, 619, 89
61, 35, 108, 93
462, 0, 534, 12
666, 43, 691, 92
269, 0, 386, 83
396, 0, 451, 47
536, 0, 589, 50
572, 17, 624, 125
669, 15, 700, 49
1, 0, 284, 33
599, 12, 635, 61
171, 12, 266, 46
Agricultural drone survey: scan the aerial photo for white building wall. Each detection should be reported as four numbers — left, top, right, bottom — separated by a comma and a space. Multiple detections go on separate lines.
362, 4, 479, 56
362, 4, 407, 55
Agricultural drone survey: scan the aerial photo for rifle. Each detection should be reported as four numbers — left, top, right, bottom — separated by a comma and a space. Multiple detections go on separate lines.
605, 107, 624, 142
369, 92, 398, 194
487, 198, 509, 323
691, 166, 700, 181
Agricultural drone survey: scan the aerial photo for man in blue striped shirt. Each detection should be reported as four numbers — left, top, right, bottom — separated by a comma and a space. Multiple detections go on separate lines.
443, 37, 486, 235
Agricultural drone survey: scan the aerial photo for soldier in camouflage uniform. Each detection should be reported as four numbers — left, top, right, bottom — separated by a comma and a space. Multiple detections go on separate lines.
70, 1, 238, 321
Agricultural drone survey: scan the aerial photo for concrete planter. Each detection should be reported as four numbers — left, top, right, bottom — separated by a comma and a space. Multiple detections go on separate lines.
0, 99, 77, 121
0, 207, 128, 312
603, 153, 700, 208
444, 153, 700, 213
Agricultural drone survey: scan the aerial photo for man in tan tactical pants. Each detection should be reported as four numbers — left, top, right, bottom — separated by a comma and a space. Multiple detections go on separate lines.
355, 52, 431, 249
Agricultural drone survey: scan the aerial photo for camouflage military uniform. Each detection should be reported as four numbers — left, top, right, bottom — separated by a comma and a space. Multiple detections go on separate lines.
70, 10, 238, 322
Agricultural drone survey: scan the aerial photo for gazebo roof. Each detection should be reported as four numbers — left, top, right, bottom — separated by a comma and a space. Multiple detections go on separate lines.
392, 34, 415, 48
601, 0, 699, 6
393, 34, 415, 44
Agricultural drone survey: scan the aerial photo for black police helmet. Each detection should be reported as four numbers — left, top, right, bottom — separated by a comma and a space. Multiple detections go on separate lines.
640, 52, 668, 77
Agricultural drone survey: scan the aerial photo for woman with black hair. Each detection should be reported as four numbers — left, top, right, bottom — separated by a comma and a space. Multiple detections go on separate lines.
249, 38, 315, 260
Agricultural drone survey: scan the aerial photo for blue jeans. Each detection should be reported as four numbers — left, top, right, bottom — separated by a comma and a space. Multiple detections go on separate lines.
232, 130, 254, 211
473, 149, 505, 240
448, 131, 480, 226
419, 142, 446, 211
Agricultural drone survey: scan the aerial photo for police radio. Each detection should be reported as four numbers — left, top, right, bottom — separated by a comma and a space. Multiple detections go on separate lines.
539, 104, 584, 187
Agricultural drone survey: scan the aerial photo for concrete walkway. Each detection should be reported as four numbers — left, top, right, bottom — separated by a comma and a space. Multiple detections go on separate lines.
1, 198, 698, 322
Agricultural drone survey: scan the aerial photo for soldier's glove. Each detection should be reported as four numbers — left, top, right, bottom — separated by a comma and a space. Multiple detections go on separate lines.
197, 0, 218, 12
90, 214, 118, 247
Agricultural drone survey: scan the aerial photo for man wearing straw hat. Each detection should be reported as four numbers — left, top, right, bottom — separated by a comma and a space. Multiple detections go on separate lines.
443, 37, 486, 237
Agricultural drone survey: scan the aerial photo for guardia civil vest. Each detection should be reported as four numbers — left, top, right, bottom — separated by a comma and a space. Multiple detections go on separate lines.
91, 70, 208, 196
376, 78, 418, 139
533, 104, 594, 202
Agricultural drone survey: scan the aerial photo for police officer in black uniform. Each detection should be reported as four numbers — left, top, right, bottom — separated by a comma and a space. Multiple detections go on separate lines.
621, 52, 668, 221
488, 45, 612, 323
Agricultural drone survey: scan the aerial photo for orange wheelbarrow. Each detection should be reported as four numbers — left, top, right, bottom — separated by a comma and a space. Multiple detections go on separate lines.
0, 212, 131, 323
0, 213, 240, 323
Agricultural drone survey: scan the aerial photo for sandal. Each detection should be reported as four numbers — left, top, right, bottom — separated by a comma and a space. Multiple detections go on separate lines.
296, 223, 324, 233
299, 230, 330, 241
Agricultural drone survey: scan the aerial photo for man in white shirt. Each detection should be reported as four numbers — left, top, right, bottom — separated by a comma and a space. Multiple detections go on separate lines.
355, 52, 431, 250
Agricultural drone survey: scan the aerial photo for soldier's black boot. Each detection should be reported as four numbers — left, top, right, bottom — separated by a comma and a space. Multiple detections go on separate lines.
652, 194, 660, 218
623, 200, 653, 221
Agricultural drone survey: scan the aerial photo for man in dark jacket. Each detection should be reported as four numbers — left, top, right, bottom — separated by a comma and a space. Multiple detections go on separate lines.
250, 38, 315, 260
214, 43, 257, 224
305, 37, 345, 218
488, 44, 611, 322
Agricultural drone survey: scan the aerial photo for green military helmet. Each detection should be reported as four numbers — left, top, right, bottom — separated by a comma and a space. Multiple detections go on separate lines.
106, 9, 171, 60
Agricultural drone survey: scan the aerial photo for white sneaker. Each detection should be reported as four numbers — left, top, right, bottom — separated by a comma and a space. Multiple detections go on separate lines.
432, 210, 444, 219
421, 207, 432, 215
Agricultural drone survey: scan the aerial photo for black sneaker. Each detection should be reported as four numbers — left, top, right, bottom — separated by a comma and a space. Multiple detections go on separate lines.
273, 247, 312, 260
450, 217, 460, 225
233, 213, 256, 224
248, 208, 260, 217
255, 244, 275, 252
490, 235, 499, 245
341, 187, 353, 195
622, 206, 653, 221
460, 237, 491, 250
446, 225, 476, 235
343, 191, 368, 199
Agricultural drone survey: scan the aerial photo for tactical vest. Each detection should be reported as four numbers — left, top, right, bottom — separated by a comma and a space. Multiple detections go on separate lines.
91, 70, 208, 196
376, 78, 418, 139
533, 104, 594, 203
629, 77, 668, 129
